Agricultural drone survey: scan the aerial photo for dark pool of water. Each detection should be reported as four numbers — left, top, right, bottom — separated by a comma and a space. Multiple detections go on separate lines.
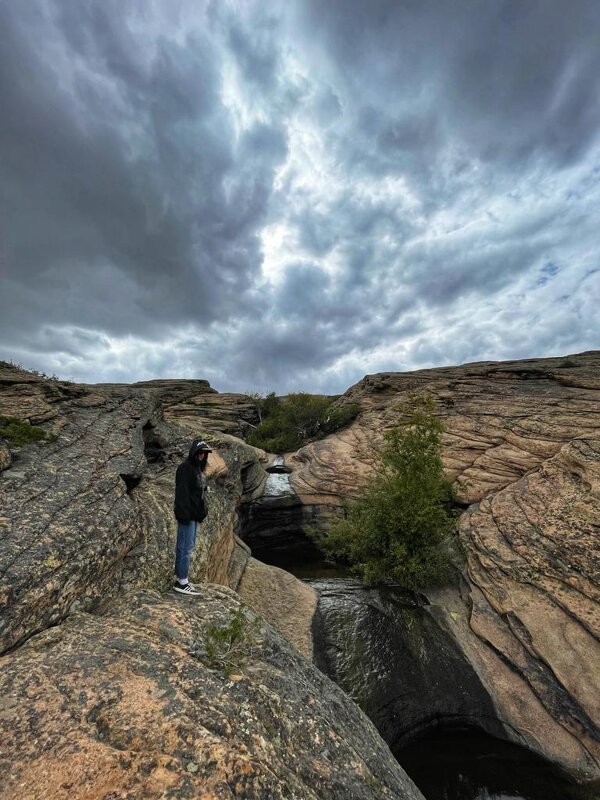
255, 546, 354, 580
395, 729, 591, 800
254, 554, 598, 800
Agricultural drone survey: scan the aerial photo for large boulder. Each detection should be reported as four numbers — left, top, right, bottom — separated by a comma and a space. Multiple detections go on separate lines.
234, 553, 318, 660
0, 584, 423, 800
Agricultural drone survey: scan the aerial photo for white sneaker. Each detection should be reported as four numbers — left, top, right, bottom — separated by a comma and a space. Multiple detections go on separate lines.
173, 582, 200, 596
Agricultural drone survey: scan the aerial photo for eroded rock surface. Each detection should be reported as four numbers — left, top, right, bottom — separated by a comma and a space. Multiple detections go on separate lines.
284, 352, 600, 781
2, 353, 599, 789
289, 352, 600, 505
135, 378, 260, 438
235, 555, 318, 660
456, 434, 600, 779
0, 367, 160, 653
0, 365, 270, 655
0, 585, 423, 800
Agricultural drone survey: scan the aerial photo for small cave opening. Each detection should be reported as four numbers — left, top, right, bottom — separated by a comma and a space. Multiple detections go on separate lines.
237, 475, 347, 579
120, 473, 141, 494
265, 463, 292, 475
238, 497, 324, 569
142, 422, 166, 464
393, 724, 585, 800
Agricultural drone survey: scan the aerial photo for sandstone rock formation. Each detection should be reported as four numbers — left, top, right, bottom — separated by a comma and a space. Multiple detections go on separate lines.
1, 363, 401, 798
0, 584, 423, 800
234, 554, 318, 660
134, 378, 260, 438
2, 352, 599, 793
0, 364, 304, 656
285, 351, 600, 782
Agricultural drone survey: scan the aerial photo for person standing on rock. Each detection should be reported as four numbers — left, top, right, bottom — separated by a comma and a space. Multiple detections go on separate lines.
173, 438, 212, 595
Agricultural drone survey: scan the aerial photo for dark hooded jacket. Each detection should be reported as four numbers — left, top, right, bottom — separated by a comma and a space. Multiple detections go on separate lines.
174, 440, 208, 523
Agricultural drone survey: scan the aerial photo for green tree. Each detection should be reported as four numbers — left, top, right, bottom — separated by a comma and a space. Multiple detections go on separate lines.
314, 394, 457, 590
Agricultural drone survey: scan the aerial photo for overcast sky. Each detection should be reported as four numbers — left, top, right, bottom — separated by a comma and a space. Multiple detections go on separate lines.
0, 0, 598, 393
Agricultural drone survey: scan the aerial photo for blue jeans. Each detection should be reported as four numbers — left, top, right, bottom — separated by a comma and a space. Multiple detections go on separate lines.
175, 521, 197, 581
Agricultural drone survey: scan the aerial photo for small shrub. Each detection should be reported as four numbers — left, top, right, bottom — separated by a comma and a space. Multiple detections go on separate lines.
0, 416, 58, 447
247, 391, 360, 452
205, 605, 263, 676
558, 358, 577, 368
312, 393, 458, 591
320, 402, 361, 435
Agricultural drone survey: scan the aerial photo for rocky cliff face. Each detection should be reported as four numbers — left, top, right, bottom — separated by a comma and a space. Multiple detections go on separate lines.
0, 363, 418, 799
2, 352, 599, 793
0, 365, 313, 657
286, 351, 600, 782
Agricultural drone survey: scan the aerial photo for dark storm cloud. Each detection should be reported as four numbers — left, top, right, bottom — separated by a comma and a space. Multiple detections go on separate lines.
301, 0, 600, 170
0, 0, 286, 345
1, 0, 598, 393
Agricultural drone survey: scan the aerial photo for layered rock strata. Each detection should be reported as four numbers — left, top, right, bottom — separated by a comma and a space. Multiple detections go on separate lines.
0, 364, 311, 658
2, 353, 599, 789
285, 351, 600, 781
134, 378, 260, 438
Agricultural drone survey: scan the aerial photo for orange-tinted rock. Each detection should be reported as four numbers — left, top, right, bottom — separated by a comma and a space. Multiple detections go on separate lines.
285, 351, 600, 781
0, 586, 423, 800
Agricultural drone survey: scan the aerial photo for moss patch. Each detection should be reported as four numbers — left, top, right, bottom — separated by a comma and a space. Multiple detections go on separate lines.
0, 416, 57, 447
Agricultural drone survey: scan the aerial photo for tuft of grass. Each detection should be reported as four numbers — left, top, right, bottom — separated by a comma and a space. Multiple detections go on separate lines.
204, 606, 263, 676
0, 416, 58, 447
43, 554, 63, 568
0, 359, 60, 380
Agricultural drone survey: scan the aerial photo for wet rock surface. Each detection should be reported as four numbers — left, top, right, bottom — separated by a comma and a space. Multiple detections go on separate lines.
311, 578, 504, 749
0, 585, 423, 800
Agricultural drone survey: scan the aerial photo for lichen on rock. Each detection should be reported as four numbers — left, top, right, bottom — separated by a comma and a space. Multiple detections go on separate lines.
0, 585, 424, 800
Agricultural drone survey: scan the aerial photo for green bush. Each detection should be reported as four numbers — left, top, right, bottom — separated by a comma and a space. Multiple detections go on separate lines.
247, 392, 360, 452
312, 394, 458, 590
0, 416, 57, 447
205, 605, 263, 676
